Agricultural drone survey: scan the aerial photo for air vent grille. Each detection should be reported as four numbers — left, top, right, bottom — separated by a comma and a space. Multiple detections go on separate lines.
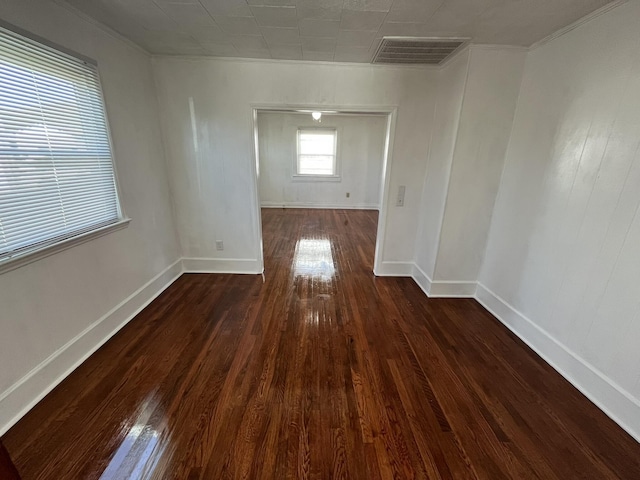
372, 37, 468, 65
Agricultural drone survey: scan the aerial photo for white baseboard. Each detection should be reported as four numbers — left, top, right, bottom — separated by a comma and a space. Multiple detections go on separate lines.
429, 281, 477, 298
379, 262, 476, 298
374, 261, 414, 276
410, 263, 476, 298
261, 202, 379, 210
182, 257, 262, 274
411, 263, 432, 295
0, 259, 184, 437
476, 282, 640, 443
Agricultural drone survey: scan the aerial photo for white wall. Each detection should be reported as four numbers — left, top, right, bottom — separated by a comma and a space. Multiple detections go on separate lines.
153, 57, 437, 273
478, 1, 640, 440
0, 0, 180, 434
434, 47, 525, 283
415, 50, 469, 280
414, 45, 525, 295
257, 112, 386, 209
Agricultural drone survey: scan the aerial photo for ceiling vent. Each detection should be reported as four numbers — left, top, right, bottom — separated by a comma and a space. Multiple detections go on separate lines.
372, 37, 469, 65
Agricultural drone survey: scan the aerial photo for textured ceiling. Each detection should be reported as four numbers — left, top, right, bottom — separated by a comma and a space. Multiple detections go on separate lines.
60, 0, 614, 62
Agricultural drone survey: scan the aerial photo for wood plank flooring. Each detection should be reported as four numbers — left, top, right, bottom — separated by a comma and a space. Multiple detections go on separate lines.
2, 208, 639, 479
0, 441, 20, 479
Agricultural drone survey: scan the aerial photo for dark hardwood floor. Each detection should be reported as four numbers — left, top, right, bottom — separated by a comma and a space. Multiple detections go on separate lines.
2, 208, 639, 479
0, 441, 20, 479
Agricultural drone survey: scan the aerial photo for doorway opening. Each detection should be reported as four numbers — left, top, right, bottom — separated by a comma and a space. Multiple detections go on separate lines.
250, 106, 397, 276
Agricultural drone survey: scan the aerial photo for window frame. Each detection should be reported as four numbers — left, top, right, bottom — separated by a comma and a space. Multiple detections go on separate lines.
293, 127, 341, 182
0, 21, 129, 275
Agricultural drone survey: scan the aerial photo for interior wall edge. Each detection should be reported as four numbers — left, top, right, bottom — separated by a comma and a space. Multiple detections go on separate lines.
182, 258, 263, 275
374, 261, 414, 277
437, 43, 471, 69
411, 263, 477, 298
429, 49, 472, 279
429, 281, 477, 298
412, 85, 441, 279
411, 263, 433, 296
50, 0, 150, 57
475, 282, 640, 444
474, 56, 527, 285
260, 203, 379, 210
0, 259, 184, 437
528, 0, 629, 51
149, 66, 184, 259
150, 54, 439, 72
413, 48, 471, 280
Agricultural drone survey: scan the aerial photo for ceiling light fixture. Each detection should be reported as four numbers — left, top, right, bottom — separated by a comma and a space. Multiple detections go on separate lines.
311, 111, 322, 122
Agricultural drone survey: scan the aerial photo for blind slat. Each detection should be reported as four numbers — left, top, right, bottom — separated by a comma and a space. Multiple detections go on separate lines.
1, 179, 116, 194
0, 218, 119, 260
3, 203, 118, 240
0, 89, 106, 118
1, 191, 117, 219
3, 208, 118, 245
0, 25, 121, 260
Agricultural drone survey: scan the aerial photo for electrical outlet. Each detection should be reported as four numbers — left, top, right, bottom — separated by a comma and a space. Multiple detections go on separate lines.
216, 240, 224, 251
346, 192, 350, 198
396, 186, 406, 207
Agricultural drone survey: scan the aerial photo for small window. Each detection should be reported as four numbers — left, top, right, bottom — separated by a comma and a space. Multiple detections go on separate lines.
0, 25, 124, 268
296, 128, 337, 177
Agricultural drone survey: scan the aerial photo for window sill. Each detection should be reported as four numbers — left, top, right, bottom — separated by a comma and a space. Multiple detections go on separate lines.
292, 175, 342, 183
0, 218, 131, 275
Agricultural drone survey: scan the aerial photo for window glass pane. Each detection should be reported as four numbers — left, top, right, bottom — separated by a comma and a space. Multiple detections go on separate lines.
298, 155, 334, 175
0, 26, 120, 262
297, 129, 337, 175
299, 132, 335, 155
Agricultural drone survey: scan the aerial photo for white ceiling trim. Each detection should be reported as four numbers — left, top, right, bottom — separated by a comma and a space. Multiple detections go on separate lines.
529, 0, 627, 51
150, 52, 440, 70
51, 0, 151, 56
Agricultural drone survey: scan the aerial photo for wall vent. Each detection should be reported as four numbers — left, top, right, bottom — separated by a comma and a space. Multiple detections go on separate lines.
372, 37, 469, 65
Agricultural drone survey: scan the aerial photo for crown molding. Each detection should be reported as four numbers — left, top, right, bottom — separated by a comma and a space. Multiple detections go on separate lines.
151, 53, 439, 71
529, 0, 628, 51
52, 0, 151, 57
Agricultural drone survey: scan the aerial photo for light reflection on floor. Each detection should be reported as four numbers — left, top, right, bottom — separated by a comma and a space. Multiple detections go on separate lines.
292, 238, 335, 279
99, 393, 169, 479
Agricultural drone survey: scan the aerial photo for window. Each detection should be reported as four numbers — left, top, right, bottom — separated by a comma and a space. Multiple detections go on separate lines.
296, 128, 338, 177
0, 25, 124, 269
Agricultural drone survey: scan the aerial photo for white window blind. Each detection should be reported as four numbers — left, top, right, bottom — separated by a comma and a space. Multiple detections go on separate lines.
0, 25, 121, 264
296, 129, 337, 176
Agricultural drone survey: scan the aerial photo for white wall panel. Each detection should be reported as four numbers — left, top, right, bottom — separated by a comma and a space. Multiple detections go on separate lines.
414, 46, 525, 285
434, 46, 525, 281
153, 57, 437, 265
479, 1, 640, 439
414, 50, 469, 279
